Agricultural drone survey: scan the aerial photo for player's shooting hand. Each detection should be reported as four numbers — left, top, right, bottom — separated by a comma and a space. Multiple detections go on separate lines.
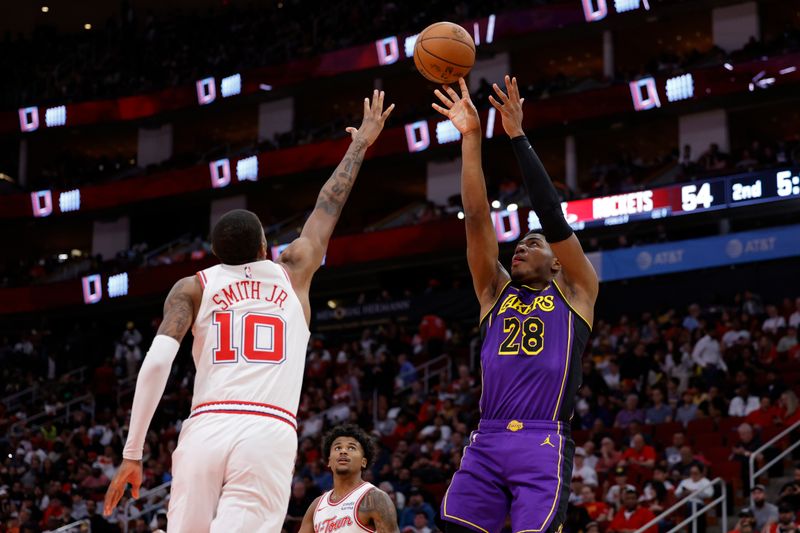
346, 90, 395, 147
432, 78, 481, 137
103, 458, 142, 516
489, 75, 525, 138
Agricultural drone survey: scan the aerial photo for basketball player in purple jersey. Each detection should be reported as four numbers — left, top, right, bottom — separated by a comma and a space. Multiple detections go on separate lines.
431, 77, 599, 533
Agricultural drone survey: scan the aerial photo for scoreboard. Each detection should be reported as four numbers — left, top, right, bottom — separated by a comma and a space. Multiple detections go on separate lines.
515, 167, 800, 236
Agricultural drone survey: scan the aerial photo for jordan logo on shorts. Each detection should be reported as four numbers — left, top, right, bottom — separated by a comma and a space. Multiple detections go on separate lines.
540, 434, 555, 447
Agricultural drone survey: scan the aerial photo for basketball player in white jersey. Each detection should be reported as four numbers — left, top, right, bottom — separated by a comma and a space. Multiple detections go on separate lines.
102, 90, 395, 532
299, 425, 399, 533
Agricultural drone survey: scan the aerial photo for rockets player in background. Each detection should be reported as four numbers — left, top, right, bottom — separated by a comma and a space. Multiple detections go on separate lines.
431, 77, 598, 533
103, 90, 395, 532
298, 425, 399, 533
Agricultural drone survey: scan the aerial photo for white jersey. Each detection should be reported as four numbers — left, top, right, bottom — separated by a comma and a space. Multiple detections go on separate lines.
189, 260, 310, 430
313, 482, 376, 533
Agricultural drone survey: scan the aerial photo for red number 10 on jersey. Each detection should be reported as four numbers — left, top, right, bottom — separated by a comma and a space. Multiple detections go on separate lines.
212, 311, 286, 364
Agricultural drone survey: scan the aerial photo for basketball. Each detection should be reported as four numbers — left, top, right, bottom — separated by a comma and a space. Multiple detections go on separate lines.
413, 21, 476, 84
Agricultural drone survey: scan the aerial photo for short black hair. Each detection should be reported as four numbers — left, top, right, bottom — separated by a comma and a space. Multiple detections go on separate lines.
322, 424, 375, 470
211, 209, 264, 265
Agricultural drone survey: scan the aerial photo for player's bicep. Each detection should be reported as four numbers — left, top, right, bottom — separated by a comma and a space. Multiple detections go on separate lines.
360, 489, 400, 533
550, 235, 598, 302
465, 212, 508, 307
277, 236, 321, 287
297, 496, 320, 533
156, 277, 200, 342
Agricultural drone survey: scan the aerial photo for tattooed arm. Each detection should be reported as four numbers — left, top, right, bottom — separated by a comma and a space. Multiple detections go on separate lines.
104, 276, 200, 516
357, 488, 400, 533
278, 90, 394, 322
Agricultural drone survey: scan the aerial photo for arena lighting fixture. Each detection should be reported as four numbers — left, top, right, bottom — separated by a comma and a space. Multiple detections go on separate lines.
491, 200, 502, 209
84, 23, 92, 30
41, 6, 49, 12
327, 300, 337, 309
507, 203, 519, 212
457, 211, 465, 220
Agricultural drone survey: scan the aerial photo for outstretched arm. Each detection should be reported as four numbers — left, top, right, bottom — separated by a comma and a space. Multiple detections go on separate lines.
490, 75, 598, 323
279, 90, 394, 317
103, 276, 200, 516
433, 79, 509, 315
358, 488, 400, 533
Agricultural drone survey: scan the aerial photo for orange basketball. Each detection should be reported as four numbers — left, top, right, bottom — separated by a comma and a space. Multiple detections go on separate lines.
413, 22, 476, 84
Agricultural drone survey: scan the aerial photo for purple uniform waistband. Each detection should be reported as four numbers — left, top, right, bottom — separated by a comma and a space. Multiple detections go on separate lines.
478, 419, 567, 433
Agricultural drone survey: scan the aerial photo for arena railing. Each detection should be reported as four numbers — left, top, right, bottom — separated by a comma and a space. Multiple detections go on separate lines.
45, 519, 91, 533
398, 354, 452, 397
44, 518, 92, 533
8, 393, 95, 438
749, 419, 800, 507
121, 480, 172, 533
1, 366, 88, 411
635, 477, 727, 533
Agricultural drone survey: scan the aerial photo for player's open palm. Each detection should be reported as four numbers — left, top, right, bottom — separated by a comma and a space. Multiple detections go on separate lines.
489, 75, 525, 138
433, 78, 481, 136
347, 89, 395, 147
103, 458, 142, 516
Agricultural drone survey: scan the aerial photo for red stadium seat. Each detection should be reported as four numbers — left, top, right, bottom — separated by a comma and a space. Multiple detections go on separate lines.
654, 422, 684, 446
687, 418, 715, 439
718, 417, 745, 444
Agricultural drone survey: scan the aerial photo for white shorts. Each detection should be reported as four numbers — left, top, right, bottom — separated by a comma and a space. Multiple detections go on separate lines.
167, 413, 297, 533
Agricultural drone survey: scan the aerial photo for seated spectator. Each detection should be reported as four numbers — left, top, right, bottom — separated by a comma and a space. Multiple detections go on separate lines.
402, 511, 433, 533
645, 388, 673, 424
745, 395, 781, 429
729, 386, 760, 417
675, 464, 715, 533
763, 305, 787, 334
582, 440, 599, 470
596, 437, 623, 474
615, 394, 645, 429
777, 326, 798, 355
728, 508, 758, 533
607, 488, 657, 533
620, 433, 657, 469
675, 391, 698, 427
665, 432, 687, 468
779, 391, 800, 427
790, 298, 800, 328
764, 503, 800, 533
751, 485, 779, 531
572, 447, 599, 487
399, 488, 435, 529
579, 485, 613, 524
606, 467, 636, 510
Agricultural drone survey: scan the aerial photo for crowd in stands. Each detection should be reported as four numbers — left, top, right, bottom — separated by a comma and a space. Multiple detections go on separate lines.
1, 283, 799, 532
0, 0, 535, 109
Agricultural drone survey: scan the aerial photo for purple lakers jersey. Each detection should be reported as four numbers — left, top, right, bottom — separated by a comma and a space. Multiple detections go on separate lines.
479, 279, 591, 422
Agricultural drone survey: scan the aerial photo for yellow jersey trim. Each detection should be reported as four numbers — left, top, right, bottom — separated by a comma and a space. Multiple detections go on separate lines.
552, 279, 592, 331
479, 280, 512, 327
515, 423, 564, 533
552, 312, 573, 421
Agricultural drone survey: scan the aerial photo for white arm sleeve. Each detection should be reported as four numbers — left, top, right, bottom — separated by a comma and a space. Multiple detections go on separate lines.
122, 335, 180, 461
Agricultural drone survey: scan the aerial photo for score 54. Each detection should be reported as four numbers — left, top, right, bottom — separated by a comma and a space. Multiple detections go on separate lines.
681, 182, 715, 211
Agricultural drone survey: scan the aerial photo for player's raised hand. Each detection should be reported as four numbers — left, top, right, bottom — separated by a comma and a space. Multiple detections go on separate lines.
346, 89, 395, 147
489, 75, 525, 138
103, 458, 143, 516
432, 78, 480, 136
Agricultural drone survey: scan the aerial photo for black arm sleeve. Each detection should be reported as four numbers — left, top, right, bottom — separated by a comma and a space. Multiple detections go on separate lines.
511, 135, 574, 243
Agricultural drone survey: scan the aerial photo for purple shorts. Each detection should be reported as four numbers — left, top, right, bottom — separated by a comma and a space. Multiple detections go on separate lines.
441, 419, 574, 533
